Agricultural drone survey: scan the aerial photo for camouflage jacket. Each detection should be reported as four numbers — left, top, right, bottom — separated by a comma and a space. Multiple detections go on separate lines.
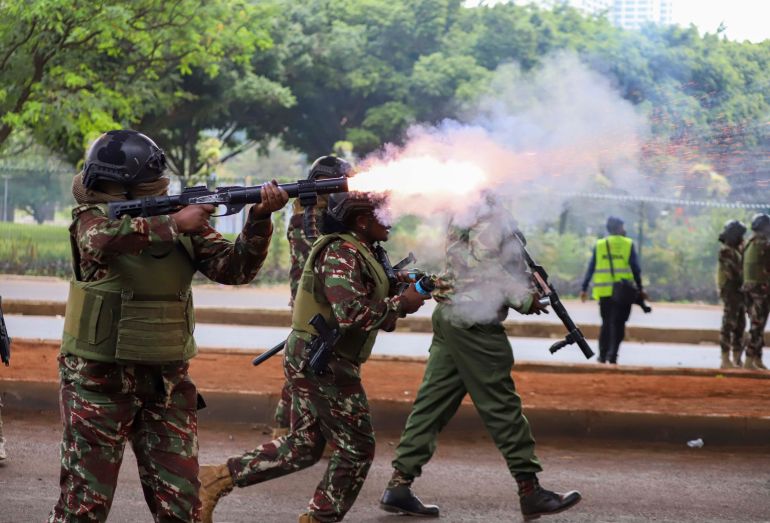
433, 218, 534, 322
717, 244, 743, 294
288, 203, 326, 301
313, 233, 402, 332
71, 204, 273, 284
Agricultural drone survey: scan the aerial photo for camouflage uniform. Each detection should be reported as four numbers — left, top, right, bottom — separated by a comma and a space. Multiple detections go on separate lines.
389, 218, 543, 488
275, 201, 327, 429
718, 244, 745, 362
743, 234, 770, 362
227, 233, 404, 522
49, 204, 273, 523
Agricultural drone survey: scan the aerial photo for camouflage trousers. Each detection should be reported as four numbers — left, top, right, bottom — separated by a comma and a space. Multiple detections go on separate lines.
228, 332, 375, 522
273, 380, 292, 428
720, 290, 746, 355
48, 354, 200, 523
744, 284, 770, 358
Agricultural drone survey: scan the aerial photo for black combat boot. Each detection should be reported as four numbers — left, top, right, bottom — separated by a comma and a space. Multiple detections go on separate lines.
516, 474, 581, 521
380, 485, 440, 517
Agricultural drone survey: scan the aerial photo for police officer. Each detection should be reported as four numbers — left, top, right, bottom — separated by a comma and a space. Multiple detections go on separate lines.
198, 192, 427, 523
379, 206, 581, 521
273, 156, 353, 439
580, 216, 645, 364
48, 129, 288, 522
717, 220, 747, 368
742, 213, 770, 370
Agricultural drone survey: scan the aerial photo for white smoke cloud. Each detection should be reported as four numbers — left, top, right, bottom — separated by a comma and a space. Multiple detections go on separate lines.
355, 52, 649, 323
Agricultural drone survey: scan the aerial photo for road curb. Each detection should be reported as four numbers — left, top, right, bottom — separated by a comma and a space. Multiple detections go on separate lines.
3, 379, 768, 447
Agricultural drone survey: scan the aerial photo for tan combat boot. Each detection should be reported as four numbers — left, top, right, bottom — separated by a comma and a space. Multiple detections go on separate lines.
198, 463, 234, 523
298, 513, 321, 523
743, 356, 759, 370
733, 350, 743, 367
720, 353, 737, 369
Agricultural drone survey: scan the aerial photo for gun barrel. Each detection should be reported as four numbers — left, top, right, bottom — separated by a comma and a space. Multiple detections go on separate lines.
108, 177, 349, 219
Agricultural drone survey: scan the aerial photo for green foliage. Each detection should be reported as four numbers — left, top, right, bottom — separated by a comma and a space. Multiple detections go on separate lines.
0, 221, 72, 276
0, 0, 266, 163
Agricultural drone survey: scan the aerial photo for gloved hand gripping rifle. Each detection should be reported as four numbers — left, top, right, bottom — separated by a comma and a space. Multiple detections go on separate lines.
373, 246, 436, 298
513, 231, 595, 359
108, 177, 349, 219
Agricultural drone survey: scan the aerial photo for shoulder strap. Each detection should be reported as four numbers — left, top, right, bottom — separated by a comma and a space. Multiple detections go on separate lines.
605, 239, 616, 278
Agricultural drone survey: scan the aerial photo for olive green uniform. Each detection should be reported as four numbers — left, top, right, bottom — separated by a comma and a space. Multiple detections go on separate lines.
718, 244, 745, 361
742, 234, 770, 360
392, 220, 542, 482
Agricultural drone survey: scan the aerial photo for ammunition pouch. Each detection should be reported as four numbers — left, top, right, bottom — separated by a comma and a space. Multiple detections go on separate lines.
62, 282, 196, 364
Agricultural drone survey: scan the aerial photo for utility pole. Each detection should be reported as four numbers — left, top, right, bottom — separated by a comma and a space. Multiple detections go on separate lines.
638, 201, 644, 262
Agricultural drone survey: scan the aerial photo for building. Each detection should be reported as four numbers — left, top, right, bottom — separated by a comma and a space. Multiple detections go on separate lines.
518, 0, 674, 30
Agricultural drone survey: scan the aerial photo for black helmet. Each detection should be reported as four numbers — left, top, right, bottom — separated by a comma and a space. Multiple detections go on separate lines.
606, 216, 625, 235
751, 213, 770, 235
327, 192, 383, 223
83, 130, 167, 189
308, 155, 352, 180
719, 220, 747, 245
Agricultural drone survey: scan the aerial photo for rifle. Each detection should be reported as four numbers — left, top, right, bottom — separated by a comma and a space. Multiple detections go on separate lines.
306, 314, 341, 374
0, 297, 11, 366
108, 177, 349, 219
372, 246, 436, 297
512, 231, 595, 359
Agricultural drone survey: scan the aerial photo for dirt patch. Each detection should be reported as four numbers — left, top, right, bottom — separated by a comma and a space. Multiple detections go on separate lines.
4, 340, 769, 418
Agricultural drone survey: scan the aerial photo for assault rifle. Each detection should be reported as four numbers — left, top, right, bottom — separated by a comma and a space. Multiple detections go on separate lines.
108, 177, 349, 219
513, 231, 595, 359
372, 246, 436, 297
0, 297, 11, 366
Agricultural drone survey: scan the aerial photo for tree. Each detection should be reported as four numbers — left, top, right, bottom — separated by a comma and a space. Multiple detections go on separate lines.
0, 0, 266, 162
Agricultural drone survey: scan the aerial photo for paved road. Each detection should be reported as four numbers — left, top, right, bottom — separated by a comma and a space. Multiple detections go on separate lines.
0, 275, 724, 328
4, 313, 723, 368
0, 410, 767, 523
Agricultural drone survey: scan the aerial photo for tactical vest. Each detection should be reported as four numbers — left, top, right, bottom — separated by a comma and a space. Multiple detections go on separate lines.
717, 245, 742, 291
61, 205, 198, 364
291, 233, 390, 364
592, 235, 633, 300
743, 235, 770, 285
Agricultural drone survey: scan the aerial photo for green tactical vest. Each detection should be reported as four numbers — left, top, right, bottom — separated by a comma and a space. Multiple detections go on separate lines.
592, 235, 634, 300
716, 245, 742, 291
61, 205, 198, 364
291, 233, 390, 364
743, 235, 770, 285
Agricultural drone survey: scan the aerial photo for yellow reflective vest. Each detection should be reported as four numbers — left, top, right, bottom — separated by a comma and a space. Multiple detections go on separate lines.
592, 235, 634, 300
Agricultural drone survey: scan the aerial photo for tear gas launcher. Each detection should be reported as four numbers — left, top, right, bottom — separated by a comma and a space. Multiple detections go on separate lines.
107, 177, 350, 219
513, 231, 595, 359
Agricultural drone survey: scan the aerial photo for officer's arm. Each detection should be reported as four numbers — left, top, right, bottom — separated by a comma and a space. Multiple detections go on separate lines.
190, 207, 273, 285
628, 245, 643, 290
74, 206, 178, 263
581, 246, 597, 292
316, 242, 401, 332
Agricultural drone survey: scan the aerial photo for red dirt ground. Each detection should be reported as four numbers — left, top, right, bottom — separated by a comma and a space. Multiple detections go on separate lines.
3, 340, 769, 418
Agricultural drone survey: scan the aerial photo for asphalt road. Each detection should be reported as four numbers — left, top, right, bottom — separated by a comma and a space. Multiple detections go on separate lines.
0, 275, 724, 328
0, 410, 767, 523
4, 313, 724, 368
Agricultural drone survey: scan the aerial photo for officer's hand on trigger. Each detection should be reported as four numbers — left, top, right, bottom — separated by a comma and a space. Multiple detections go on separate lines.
252, 180, 289, 217
400, 283, 428, 315
528, 291, 550, 315
172, 204, 216, 233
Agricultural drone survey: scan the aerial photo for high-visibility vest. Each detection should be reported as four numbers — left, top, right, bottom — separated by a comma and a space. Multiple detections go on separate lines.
592, 235, 634, 300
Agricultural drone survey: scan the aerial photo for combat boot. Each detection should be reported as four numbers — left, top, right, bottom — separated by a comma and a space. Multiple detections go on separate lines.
380, 485, 440, 517
298, 513, 321, 522
743, 356, 760, 370
517, 475, 581, 521
755, 357, 768, 370
733, 350, 743, 367
198, 463, 234, 523
720, 353, 737, 369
